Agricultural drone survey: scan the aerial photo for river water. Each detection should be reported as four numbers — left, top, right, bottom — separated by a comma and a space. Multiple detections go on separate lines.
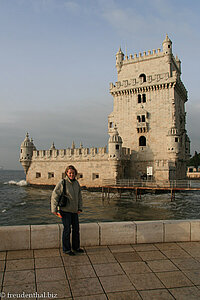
1, 170, 200, 226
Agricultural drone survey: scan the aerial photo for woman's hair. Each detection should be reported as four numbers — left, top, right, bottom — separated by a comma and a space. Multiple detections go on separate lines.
65, 165, 78, 176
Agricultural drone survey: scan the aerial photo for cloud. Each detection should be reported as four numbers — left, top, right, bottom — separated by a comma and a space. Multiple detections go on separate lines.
63, 1, 81, 14
99, 0, 198, 45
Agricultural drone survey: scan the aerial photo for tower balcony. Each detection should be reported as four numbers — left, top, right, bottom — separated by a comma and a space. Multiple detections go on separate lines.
136, 122, 148, 133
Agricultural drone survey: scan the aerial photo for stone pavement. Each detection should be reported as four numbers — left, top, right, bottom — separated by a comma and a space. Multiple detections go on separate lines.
1, 242, 200, 299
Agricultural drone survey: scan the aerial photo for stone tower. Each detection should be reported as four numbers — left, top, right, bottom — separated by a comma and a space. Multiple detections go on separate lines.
20, 133, 36, 174
109, 35, 190, 181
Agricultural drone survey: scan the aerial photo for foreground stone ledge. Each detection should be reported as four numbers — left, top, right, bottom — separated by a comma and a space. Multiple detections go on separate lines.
0, 225, 30, 251
164, 220, 191, 242
0, 219, 200, 251
80, 223, 100, 246
135, 221, 163, 243
99, 222, 136, 245
191, 220, 200, 241
31, 224, 60, 249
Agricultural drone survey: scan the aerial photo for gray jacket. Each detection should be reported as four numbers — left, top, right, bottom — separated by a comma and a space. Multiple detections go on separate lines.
51, 177, 82, 213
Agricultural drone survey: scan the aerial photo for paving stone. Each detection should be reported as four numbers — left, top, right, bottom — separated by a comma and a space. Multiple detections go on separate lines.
36, 267, 66, 283
0, 260, 5, 271
180, 248, 200, 258
55, 298, 72, 300
74, 295, 107, 300
154, 242, 180, 251
120, 261, 152, 274
65, 264, 96, 279
182, 269, 200, 285
169, 286, 200, 300
178, 242, 200, 251
138, 250, 167, 261
62, 254, 91, 266
113, 252, 142, 263
85, 246, 110, 254
93, 263, 124, 277
2, 283, 36, 299
108, 245, 135, 253
0, 252, 6, 260
0, 271, 3, 286
139, 289, 174, 299
3, 270, 35, 286
70, 277, 103, 297
171, 257, 200, 270
37, 280, 71, 299
107, 290, 142, 299
88, 253, 116, 264
34, 248, 60, 258
156, 271, 194, 288
7, 250, 33, 260
35, 256, 63, 268
99, 275, 135, 293
132, 244, 158, 252
128, 273, 164, 290
147, 259, 178, 272
161, 249, 190, 259
6, 259, 34, 271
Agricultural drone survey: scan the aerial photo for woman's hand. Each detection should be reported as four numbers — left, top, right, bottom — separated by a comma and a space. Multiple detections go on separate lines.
53, 212, 62, 218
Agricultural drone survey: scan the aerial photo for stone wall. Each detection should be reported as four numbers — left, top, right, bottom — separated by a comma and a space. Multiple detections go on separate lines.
26, 158, 116, 187
1, 220, 200, 251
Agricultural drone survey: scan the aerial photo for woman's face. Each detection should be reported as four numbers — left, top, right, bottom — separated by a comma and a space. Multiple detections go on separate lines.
67, 169, 76, 180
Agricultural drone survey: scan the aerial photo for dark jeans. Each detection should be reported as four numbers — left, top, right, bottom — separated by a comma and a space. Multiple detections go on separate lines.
60, 211, 80, 252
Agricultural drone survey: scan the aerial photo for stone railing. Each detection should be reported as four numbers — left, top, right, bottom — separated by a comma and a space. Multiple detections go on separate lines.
0, 220, 200, 251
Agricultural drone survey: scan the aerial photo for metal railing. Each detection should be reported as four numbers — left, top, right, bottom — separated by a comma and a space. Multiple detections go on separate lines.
102, 179, 191, 188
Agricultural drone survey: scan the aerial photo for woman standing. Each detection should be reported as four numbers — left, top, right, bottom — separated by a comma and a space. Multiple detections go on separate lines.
51, 165, 84, 255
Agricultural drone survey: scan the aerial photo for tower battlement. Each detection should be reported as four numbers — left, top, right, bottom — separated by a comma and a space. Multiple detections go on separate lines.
32, 145, 130, 161
32, 146, 108, 161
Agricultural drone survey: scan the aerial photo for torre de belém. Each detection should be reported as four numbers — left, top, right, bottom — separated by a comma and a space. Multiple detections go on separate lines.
20, 35, 190, 187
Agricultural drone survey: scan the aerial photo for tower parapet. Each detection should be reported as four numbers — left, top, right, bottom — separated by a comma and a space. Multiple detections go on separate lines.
32, 142, 108, 161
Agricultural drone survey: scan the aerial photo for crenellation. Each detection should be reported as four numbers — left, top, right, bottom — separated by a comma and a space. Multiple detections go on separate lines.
122, 46, 166, 65
31, 145, 108, 162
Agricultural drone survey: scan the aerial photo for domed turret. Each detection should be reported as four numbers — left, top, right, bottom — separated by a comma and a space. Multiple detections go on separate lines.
162, 34, 172, 55
108, 126, 123, 159
20, 133, 36, 173
116, 47, 124, 73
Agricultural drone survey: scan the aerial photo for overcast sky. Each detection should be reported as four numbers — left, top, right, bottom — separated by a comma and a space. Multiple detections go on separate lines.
0, 0, 200, 170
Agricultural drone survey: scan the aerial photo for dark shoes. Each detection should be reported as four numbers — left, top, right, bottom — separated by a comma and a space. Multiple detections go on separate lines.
63, 248, 84, 255
63, 251, 75, 256
74, 248, 84, 253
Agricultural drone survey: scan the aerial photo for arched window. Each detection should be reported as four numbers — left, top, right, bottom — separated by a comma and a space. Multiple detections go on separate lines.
139, 136, 146, 146
142, 94, 146, 103
139, 73, 146, 83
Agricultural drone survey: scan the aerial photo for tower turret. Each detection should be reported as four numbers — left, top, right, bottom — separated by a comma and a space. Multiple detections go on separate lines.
108, 126, 123, 159
175, 55, 181, 73
20, 133, 36, 174
162, 34, 172, 55
116, 47, 124, 73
